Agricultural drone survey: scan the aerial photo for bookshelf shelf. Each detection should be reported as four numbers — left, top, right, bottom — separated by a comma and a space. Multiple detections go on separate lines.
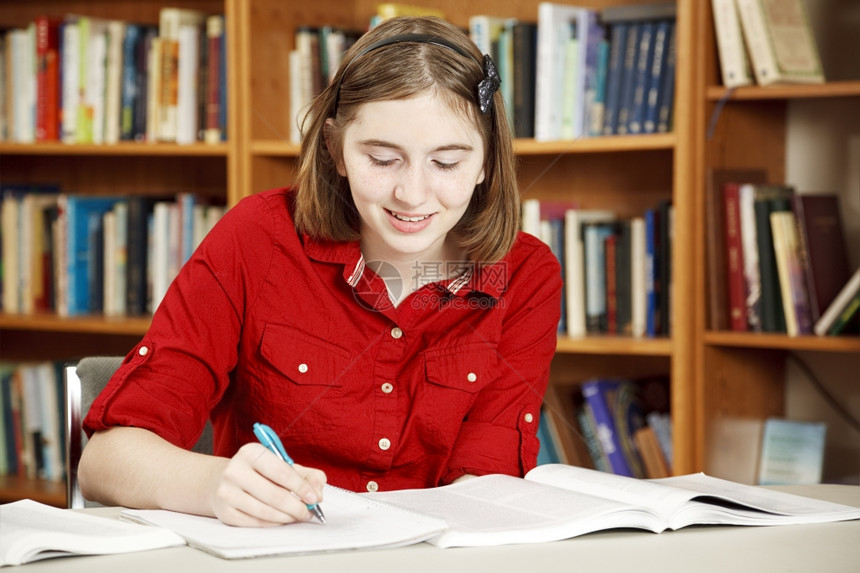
0, 475, 65, 508
706, 80, 860, 102
249, 134, 677, 158
556, 336, 674, 356
0, 313, 151, 336
704, 332, 860, 354
0, 142, 231, 157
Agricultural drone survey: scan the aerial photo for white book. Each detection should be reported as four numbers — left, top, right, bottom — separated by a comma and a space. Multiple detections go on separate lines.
563, 209, 615, 338
157, 8, 205, 142
631, 216, 647, 338
738, 183, 761, 331
520, 198, 542, 239
0, 499, 184, 567
814, 267, 860, 336
151, 201, 172, 312
61, 17, 80, 143
735, 0, 824, 85
35, 362, 63, 482
535, 3, 584, 141
176, 24, 200, 145
710, 0, 753, 87
103, 208, 117, 315
103, 20, 126, 145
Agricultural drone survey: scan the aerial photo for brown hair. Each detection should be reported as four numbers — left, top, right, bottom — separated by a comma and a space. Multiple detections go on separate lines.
294, 16, 519, 263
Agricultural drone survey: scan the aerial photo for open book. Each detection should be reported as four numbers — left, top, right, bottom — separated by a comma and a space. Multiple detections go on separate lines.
0, 499, 185, 567
122, 464, 860, 558
365, 464, 860, 548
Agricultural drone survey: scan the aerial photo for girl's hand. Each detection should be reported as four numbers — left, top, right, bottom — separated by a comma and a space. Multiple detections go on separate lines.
209, 442, 326, 526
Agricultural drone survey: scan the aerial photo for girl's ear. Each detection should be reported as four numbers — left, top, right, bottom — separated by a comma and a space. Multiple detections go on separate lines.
324, 118, 346, 176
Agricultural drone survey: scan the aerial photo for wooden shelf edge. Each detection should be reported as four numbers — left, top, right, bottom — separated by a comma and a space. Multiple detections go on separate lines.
0, 142, 230, 156
0, 475, 66, 508
556, 335, 673, 356
706, 80, 860, 102
0, 313, 151, 336
250, 133, 677, 158
704, 331, 860, 353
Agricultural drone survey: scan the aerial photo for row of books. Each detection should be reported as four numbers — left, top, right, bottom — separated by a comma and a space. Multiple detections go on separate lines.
0, 7, 227, 145
0, 361, 66, 483
286, 2, 678, 144
538, 377, 672, 479
707, 171, 858, 336
470, 2, 677, 141
0, 185, 226, 317
711, 0, 825, 88
522, 197, 673, 339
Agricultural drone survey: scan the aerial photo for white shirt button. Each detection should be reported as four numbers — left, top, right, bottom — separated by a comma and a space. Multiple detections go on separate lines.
381, 383, 393, 394
524, 413, 534, 423
467, 372, 477, 383
390, 327, 403, 339
366, 481, 379, 492
378, 438, 391, 450
298, 363, 308, 373
138, 346, 149, 356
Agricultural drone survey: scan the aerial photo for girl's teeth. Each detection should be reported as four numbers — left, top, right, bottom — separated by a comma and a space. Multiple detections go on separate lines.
393, 213, 428, 222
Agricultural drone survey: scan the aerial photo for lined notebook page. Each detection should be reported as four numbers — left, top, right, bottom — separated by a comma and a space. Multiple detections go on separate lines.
122, 485, 447, 559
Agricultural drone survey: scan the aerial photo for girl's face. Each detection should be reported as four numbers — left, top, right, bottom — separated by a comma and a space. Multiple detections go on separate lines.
336, 91, 486, 265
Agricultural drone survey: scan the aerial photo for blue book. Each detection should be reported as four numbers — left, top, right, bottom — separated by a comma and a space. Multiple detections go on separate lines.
602, 23, 628, 135
643, 20, 672, 134
61, 195, 121, 316
581, 379, 637, 477
656, 22, 676, 133
615, 22, 640, 135
627, 21, 656, 135
589, 38, 610, 136
645, 208, 659, 337
536, 409, 561, 465
584, 222, 615, 333
120, 23, 141, 140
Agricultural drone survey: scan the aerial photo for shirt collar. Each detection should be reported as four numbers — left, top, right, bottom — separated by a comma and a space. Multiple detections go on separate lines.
302, 234, 508, 299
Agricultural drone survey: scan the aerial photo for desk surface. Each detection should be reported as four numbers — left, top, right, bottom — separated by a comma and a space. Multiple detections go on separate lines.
16, 484, 860, 573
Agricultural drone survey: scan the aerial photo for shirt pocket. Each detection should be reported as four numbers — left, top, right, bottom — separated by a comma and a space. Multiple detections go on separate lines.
260, 323, 352, 387
424, 342, 498, 394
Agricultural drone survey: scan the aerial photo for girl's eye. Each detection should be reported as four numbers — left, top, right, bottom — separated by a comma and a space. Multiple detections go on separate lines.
433, 161, 458, 171
369, 156, 397, 167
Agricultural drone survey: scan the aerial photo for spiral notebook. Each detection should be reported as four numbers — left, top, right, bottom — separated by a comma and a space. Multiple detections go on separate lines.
120, 485, 447, 559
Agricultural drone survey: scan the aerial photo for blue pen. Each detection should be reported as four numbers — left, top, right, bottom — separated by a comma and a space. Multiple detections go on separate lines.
253, 422, 326, 524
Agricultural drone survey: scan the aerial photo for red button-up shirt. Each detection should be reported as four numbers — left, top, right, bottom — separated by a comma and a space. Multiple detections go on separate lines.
84, 188, 562, 492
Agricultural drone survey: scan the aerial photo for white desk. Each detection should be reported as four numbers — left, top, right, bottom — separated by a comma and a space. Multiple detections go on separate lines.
16, 485, 860, 573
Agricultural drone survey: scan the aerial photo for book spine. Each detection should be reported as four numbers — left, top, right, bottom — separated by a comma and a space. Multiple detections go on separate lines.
753, 196, 788, 332
710, 0, 753, 87
826, 291, 860, 335
656, 22, 675, 133
814, 269, 860, 336
35, 17, 60, 142
601, 23, 628, 135
582, 380, 635, 477
512, 22, 537, 139
627, 21, 655, 135
615, 22, 640, 135
642, 20, 670, 134
722, 183, 747, 331
739, 184, 762, 332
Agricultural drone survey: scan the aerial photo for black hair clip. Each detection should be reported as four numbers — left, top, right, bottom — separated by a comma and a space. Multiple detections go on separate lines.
477, 54, 501, 114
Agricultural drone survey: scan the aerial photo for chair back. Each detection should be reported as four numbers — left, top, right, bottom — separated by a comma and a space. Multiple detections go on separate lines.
64, 356, 212, 508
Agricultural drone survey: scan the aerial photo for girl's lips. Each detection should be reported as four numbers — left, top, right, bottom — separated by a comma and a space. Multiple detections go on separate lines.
386, 208, 435, 233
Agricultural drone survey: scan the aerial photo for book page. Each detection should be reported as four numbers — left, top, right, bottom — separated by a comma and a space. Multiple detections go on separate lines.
0, 499, 185, 567
525, 463, 705, 517
365, 473, 666, 548
121, 485, 447, 559
652, 473, 860, 528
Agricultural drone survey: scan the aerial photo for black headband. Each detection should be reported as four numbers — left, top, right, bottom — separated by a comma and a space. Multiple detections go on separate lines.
331, 33, 501, 115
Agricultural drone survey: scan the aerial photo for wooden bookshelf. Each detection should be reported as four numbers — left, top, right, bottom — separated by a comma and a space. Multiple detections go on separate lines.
693, 2, 860, 476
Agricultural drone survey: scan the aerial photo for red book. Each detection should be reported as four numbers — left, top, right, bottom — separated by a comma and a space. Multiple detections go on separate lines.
722, 182, 747, 331
204, 15, 223, 144
605, 234, 618, 334
36, 16, 61, 141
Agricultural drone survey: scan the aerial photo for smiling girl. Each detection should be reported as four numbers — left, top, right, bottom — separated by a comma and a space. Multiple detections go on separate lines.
79, 15, 562, 527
